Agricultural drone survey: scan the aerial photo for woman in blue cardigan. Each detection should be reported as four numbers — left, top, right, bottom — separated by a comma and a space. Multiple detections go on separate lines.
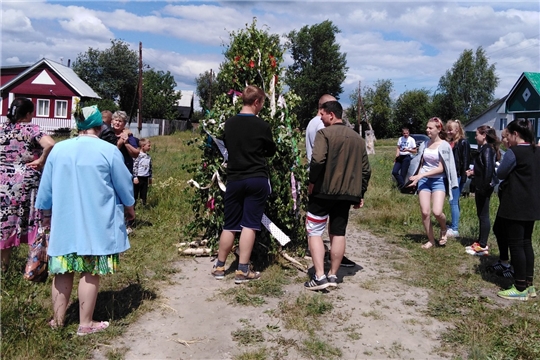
36, 106, 135, 335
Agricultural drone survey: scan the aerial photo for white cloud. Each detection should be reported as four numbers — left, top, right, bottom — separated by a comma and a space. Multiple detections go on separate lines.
1, 1, 538, 106
1, 8, 35, 34
59, 12, 113, 40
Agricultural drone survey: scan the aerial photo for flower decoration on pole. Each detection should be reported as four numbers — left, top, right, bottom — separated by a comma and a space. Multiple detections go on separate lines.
184, 18, 307, 259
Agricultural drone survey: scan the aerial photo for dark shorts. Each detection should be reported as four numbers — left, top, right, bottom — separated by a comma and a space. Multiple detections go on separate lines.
306, 197, 352, 236
223, 177, 271, 232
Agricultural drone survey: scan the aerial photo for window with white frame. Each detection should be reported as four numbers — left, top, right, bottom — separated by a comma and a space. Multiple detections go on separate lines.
500, 118, 507, 130
37, 99, 50, 117
55, 100, 68, 118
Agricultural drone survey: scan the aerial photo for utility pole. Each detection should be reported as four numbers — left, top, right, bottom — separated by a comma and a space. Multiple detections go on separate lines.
138, 41, 143, 134
208, 69, 213, 110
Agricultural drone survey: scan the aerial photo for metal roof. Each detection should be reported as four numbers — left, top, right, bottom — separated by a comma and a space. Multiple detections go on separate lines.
524, 72, 540, 95
1, 58, 100, 98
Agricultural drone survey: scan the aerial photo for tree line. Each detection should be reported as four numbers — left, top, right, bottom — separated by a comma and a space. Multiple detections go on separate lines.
72, 23, 499, 137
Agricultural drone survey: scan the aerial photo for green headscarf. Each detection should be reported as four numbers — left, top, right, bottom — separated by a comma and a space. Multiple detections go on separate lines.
76, 105, 103, 130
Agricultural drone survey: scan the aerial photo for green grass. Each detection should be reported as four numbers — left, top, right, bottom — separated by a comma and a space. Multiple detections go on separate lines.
0, 132, 198, 359
359, 142, 540, 358
2, 134, 539, 359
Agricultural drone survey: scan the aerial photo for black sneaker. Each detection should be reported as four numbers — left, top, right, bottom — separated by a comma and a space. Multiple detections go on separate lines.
304, 275, 329, 291
340, 256, 356, 267
327, 275, 338, 288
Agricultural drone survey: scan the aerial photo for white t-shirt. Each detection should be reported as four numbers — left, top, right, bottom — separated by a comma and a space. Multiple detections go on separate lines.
397, 136, 416, 156
421, 147, 446, 178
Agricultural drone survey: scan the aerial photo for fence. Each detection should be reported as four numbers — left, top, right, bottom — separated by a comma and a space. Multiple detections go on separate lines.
1, 116, 195, 137
0, 116, 73, 135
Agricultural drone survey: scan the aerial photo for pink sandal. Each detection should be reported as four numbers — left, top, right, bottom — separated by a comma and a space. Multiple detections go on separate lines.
76, 321, 110, 336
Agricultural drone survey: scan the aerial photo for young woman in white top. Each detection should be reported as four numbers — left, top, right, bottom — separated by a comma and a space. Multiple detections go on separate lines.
407, 117, 458, 249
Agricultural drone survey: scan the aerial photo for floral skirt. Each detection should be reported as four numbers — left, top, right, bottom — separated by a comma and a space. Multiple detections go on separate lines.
48, 253, 119, 275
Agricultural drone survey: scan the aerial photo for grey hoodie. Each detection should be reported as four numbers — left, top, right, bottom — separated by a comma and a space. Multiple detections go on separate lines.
406, 139, 459, 200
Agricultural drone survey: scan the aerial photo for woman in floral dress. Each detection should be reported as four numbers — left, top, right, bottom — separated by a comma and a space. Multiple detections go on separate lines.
1, 97, 55, 271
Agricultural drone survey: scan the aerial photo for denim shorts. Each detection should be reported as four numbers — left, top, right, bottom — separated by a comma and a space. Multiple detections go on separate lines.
418, 177, 446, 193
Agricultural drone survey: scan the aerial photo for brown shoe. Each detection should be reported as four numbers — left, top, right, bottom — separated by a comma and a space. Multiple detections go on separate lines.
234, 270, 260, 284
211, 265, 225, 280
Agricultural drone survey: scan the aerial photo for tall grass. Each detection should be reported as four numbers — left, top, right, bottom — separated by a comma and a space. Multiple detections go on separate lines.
1, 134, 538, 359
359, 142, 540, 358
0, 132, 198, 359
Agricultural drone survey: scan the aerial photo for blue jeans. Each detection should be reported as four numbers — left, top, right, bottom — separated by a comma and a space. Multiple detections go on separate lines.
392, 155, 412, 188
448, 178, 464, 231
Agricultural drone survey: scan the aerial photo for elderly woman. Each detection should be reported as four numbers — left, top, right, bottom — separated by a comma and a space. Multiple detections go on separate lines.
111, 111, 139, 174
36, 106, 135, 335
1, 97, 55, 271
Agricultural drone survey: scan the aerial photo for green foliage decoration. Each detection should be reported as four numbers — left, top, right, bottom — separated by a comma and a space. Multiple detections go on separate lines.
184, 19, 308, 259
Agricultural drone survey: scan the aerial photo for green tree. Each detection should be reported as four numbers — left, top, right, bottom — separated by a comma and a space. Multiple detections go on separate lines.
361, 79, 395, 138
393, 89, 432, 134
73, 39, 139, 116
184, 19, 306, 258
142, 69, 181, 120
435, 46, 499, 122
285, 20, 348, 128
195, 70, 221, 112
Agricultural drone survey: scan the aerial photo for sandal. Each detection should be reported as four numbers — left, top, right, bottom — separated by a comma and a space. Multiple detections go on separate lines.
76, 321, 109, 336
421, 241, 435, 249
439, 230, 448, 246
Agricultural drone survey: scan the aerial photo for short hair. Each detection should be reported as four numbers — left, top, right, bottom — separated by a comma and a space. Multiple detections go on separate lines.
446, 119, 465, 142
320, 101, 343, 120
112, 110, 128, 124
101, 110, 113, 118
401, 127, 410, 132
242, 85, 265, 106
318, 94, 336, 108
139, 138, 149, 146
7, 97, 34, 123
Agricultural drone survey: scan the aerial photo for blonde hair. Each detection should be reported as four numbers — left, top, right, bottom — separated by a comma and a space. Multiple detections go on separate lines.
446, 119, 465, 142
139, 138, 149, 147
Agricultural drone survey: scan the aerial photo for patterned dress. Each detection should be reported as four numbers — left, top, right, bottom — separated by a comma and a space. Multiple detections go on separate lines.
0, 122, 44, 249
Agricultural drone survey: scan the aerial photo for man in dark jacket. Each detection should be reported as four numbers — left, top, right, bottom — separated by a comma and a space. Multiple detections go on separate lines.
305, 101, 371, 291
99, 110, 117, 145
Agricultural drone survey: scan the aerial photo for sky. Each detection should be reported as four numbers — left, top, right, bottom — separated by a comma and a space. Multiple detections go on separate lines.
2, 1, 539, 110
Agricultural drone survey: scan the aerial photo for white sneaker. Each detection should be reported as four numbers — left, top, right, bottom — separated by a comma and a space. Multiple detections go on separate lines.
446, 229, 459, 237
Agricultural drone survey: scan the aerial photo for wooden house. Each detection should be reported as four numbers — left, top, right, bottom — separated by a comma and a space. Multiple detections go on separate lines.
1, 58, 100, 133
464, 72, 540, 143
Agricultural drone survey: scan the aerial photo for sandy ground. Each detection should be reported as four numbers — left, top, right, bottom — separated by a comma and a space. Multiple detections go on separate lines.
93, 216, 450, 360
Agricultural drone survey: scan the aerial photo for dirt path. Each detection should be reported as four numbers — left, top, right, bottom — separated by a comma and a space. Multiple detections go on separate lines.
93, 219, 449, 359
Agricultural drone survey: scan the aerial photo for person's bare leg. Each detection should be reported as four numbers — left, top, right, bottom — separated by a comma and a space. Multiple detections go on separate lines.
52, 272, 75, 326
78, 272, 100, 327
308, 235, 326, 278
419, 191, 435, 245
238, 228, 256, 264
432, 191, 447, 232
328, 234, 345, 276
217, 230, 236, 263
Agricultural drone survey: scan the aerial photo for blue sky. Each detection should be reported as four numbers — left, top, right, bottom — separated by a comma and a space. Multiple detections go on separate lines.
2, 1, 539, 110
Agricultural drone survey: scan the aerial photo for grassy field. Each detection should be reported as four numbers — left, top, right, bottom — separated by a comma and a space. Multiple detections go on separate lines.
1, 132, 539, 359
